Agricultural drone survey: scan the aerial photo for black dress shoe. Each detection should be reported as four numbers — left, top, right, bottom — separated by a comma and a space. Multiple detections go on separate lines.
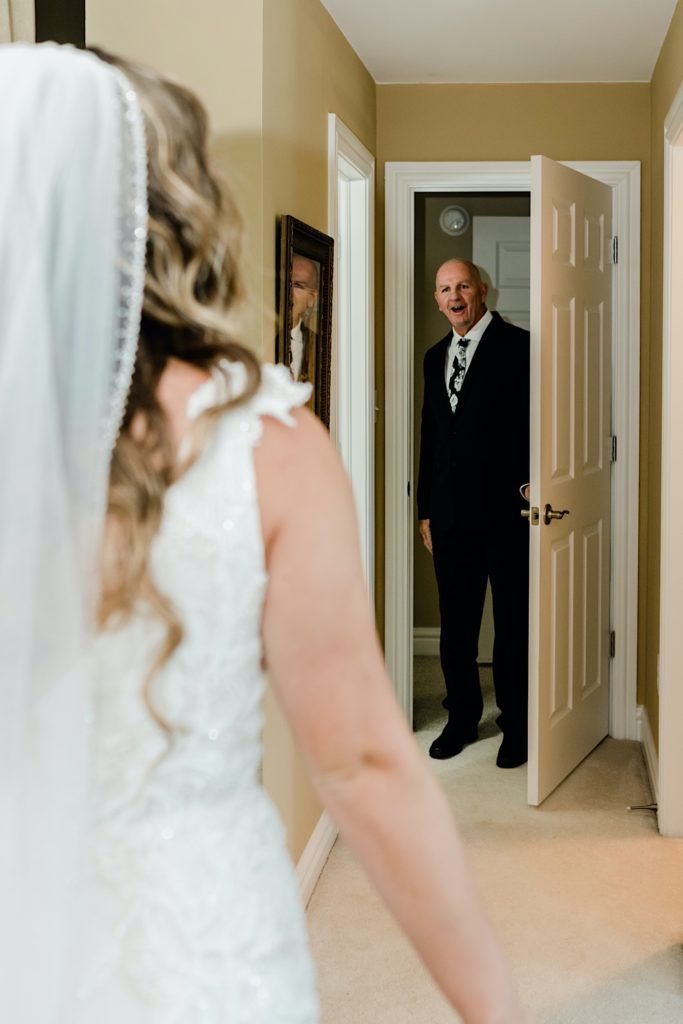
496, 736, 527, 769
429, 725, 478, 760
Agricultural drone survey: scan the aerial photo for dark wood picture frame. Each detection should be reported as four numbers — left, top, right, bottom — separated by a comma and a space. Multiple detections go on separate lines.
276, 215, 334, 429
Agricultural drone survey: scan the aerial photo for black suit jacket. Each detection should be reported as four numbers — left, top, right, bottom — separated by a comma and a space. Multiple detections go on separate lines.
416, 311, 530, 533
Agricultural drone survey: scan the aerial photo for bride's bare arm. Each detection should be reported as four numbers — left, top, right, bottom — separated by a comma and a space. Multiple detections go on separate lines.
255, 409, 529, 1024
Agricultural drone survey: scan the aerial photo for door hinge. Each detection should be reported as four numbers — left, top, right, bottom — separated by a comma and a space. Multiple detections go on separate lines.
611, 435, 617, 462
610, 630, 616, 658
611, 235, 619, 265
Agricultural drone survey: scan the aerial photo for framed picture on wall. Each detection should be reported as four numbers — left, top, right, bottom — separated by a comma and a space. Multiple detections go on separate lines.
276, 215, 334, 429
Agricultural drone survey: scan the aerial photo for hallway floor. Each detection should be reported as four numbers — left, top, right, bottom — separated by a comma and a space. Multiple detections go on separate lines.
306, 657, 683, 1023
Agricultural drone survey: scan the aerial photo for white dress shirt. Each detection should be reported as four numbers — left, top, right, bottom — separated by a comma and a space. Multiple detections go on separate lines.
444, 308, 493, 390
290, 321, 304, 381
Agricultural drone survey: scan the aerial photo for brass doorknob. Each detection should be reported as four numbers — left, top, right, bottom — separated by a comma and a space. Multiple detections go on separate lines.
520, 506, 540, 525
543, 503, 570, 525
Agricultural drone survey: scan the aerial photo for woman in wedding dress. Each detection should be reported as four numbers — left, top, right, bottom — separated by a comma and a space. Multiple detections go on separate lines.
0, 43, 529, 1024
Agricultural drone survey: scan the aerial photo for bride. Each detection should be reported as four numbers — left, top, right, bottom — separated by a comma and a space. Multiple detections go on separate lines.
0, 43, 529, 1024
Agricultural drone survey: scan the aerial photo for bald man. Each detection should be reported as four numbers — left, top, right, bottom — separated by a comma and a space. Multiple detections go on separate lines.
417, 260, 530, 769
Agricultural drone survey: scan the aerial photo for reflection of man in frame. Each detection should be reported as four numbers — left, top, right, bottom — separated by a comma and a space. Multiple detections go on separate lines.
289, 254, 319, 403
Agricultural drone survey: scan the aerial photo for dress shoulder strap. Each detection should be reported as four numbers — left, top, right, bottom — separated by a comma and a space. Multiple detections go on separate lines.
250, 362, 312, 425
186, 360, 311, 430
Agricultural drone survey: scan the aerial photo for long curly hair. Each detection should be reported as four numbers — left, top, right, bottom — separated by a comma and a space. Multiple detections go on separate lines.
93, 50, 261, 732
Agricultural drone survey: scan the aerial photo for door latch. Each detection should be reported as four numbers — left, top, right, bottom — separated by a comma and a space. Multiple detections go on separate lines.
520, 506, 540, 525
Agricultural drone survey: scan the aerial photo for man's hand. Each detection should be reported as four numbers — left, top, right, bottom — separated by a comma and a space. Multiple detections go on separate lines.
418, 519, 433, 555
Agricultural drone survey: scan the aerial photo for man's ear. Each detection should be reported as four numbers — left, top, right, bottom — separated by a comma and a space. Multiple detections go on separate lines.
481, 282, 489, 301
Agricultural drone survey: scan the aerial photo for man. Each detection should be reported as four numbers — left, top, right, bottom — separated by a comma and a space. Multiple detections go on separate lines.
417, 259, 530, 768
289, 253, 319, 405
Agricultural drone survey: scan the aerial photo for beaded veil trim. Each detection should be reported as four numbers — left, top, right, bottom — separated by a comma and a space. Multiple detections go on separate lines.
101, 70, 148, 461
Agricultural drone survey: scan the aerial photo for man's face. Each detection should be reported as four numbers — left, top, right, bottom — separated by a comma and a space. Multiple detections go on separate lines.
290, 255, 318, 325
434, 261, 488, 336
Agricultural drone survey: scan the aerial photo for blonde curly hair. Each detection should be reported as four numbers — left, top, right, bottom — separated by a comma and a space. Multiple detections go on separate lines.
93, 50, 260, 732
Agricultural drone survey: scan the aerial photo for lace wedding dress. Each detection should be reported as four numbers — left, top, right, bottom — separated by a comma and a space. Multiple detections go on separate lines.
71, 363, 320, 1024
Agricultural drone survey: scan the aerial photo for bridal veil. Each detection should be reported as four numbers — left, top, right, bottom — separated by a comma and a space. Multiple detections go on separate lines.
0, 44, 147, 1020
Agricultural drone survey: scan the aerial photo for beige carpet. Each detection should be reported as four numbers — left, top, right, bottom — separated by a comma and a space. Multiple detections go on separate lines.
306, 657, 683, 1023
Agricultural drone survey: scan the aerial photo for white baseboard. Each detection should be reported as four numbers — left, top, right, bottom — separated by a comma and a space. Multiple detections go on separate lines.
636, 704, 659, 803
413, 627, 440, 656
296, 811, 338, 907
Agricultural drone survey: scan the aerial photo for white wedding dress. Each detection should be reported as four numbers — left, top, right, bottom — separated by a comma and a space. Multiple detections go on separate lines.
71, 363, 320, 1023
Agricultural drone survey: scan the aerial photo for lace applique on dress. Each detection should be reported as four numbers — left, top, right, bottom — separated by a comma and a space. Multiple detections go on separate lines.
73, 364, 319, 1024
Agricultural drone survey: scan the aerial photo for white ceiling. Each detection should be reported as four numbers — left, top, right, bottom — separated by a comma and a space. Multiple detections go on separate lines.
320, 0, 678, 83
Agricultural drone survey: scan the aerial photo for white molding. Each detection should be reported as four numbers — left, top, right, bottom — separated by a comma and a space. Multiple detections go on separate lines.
636, 705, 659, 805
664, 82, 683, 140
328, 114, 376, 596
657, 85, 683, 837
414, 627, 440, 656
565, 161, 641, 742
385, 160, 641, 743
329, 115, 376, 183
296, 811, 338, 907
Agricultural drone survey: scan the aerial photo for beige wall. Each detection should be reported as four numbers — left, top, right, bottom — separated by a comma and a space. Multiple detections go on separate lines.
375, 84, 652, 680
86, 0, 266, 350
2, 0, 34, 41
260, 0, 376, 862
261, 0, 375, 349
644, 1, 683, 746
86, 0, 377, 863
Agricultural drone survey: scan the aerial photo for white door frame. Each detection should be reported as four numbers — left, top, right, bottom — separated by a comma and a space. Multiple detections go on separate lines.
304, 116, 375, 884
658, 85, 683, 837
328, 114, 375, 593
385, 160, 641, 743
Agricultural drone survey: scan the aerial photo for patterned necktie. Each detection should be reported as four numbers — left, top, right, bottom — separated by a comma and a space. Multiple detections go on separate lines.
448, 336, 470, 412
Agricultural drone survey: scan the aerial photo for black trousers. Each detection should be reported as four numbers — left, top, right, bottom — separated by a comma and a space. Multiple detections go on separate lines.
431, 516, 529, 745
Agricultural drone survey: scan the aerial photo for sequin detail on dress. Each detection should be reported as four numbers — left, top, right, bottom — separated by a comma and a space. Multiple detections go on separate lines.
74, 364, 319, 1024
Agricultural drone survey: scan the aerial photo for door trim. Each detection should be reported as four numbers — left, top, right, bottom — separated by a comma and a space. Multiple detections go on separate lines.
328, 114, 375, 594
658, 85, 683, 836
384, 160, 640, 740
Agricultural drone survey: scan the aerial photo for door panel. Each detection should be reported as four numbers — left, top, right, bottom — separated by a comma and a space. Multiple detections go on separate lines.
472, 215, 530, 330
528, 156, 612, 805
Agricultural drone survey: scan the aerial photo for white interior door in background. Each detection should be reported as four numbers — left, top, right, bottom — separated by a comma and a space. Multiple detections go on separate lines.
528, 156, 613, 805
472, 215, 530, 330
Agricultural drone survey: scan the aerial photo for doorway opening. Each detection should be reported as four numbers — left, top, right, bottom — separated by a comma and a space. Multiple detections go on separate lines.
385, 160, 641, 803
412, 191, 531, 738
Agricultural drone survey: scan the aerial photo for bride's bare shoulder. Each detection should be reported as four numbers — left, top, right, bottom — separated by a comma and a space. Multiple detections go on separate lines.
254, 407, 354, 549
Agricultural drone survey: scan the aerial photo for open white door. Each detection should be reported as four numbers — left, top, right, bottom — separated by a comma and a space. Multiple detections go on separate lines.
528, 156, 613, 805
